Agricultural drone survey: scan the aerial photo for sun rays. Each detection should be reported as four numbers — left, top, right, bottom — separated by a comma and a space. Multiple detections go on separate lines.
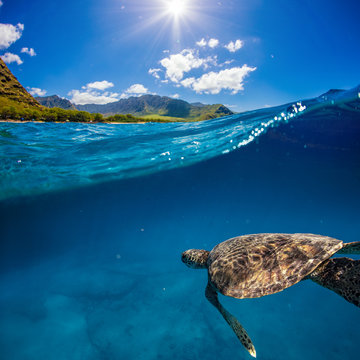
107, 0, 223, 57
113, 0, 199, 52
165, 0, 188, 18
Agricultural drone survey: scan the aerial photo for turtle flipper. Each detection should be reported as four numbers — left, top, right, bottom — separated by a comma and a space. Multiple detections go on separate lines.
337, 241, 360, 254
309, 257, 360, 307
205, 282, 256, 357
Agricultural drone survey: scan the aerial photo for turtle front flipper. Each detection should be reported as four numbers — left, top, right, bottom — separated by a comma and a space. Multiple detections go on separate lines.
309, 257, 360, 307
205, 282, 256, 357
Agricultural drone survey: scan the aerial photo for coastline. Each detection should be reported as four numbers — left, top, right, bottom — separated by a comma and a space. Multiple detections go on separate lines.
0, 119, 147, 124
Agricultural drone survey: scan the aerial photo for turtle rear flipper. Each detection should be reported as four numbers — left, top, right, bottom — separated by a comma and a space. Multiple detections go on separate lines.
337, 241, 360, 254
309, 258, 360, 307
205, 283, 257, 357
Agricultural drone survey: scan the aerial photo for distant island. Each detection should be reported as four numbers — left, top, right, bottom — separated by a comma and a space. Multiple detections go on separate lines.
0, 58, 233, 123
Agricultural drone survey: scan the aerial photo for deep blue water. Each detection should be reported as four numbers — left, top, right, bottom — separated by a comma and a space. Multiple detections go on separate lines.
0, 87, 360, 360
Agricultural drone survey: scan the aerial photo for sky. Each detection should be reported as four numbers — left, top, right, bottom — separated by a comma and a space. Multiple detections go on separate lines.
0, 0, 359, 112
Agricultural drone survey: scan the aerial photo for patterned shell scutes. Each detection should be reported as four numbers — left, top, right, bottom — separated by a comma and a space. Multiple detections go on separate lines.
207, 233, 343, 299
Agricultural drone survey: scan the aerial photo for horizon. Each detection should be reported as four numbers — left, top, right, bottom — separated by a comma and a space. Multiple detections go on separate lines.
1, 0, 359, 112
30, 86, 357, 114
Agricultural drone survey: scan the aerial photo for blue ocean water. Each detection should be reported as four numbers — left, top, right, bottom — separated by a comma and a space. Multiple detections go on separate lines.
0, 86, 359, 360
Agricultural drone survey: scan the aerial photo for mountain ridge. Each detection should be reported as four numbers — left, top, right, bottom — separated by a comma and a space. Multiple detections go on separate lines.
37, 94, 234, 121
35, 95, 77, 110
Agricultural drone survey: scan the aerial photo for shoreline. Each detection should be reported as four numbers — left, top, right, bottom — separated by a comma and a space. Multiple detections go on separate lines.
0, 119, 148, 125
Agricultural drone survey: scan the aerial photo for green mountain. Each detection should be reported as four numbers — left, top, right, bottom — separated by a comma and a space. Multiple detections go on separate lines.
36, 95, 77, 110
0, 58, 232, 122
0, 58, 41, 109
74, 94, 233, 120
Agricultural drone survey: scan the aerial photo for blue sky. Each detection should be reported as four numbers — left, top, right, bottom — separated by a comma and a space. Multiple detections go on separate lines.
0, 0, 359, 111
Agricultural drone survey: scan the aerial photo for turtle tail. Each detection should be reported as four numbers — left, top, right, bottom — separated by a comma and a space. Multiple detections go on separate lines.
308, 257, 360, 307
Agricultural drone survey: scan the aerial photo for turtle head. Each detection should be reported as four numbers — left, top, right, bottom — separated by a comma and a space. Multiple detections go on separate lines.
181, 249, 209, 269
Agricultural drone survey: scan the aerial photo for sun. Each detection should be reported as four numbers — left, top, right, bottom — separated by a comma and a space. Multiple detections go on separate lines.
166, 0, 187, 17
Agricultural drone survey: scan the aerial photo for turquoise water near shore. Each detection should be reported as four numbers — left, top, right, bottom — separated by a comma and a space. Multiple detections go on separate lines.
0, 87, 359, 359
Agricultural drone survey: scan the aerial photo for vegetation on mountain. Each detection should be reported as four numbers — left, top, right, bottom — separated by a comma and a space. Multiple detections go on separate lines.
0, 103, 168, 123
0, 58, 41, 108
35, 95, 77, 110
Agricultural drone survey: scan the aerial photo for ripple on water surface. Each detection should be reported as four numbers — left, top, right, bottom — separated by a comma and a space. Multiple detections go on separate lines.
0, 86, 359, 200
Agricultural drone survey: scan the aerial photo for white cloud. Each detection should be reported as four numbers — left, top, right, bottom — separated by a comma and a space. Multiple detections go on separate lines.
181, 65, 256, 95
1, 52, 23, 65
160, 49, 215, 82
126, 84, 148, 95
196, 38, 219, 48
196, 38, 207, 47
225, 39, 244, 53
180, 77, 195, 88
0, 1, 3, 7
208, 38, 219, 48
120, 83, 149, 98
219, 59, 235, 67
28, 87, 47, 96
171, 94, 180, 99
0, 23, 24, 49
148, 68, 161, 79
68, 89, 119, 105
21, 47, 36, 56
68, 80, 119, 105
103, 91, 120, 98
84, 80, 114, 91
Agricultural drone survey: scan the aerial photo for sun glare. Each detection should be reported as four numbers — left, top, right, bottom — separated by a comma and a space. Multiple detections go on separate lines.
127, 0, 198, 45
166, 0, 187, 17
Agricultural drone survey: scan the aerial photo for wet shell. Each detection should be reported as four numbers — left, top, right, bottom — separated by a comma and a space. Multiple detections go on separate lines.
207, 233, 343, 299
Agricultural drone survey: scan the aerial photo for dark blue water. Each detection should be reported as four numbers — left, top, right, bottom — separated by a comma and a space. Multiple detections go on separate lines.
0, 87, 359, 359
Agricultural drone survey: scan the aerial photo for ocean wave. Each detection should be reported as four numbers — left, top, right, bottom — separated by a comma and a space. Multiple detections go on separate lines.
0, 85, 359, 200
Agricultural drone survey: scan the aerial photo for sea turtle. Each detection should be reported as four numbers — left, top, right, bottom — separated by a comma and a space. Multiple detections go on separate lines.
181, 233, 360, 357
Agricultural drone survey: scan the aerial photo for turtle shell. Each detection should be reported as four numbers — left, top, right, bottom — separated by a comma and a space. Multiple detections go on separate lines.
207, 233, 343, 299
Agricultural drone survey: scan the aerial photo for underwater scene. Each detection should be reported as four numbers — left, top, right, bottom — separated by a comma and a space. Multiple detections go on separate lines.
1, 87, 360, 360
